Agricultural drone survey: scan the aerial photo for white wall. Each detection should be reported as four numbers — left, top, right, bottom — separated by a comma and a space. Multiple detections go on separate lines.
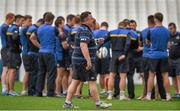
0, 0, 178, 83
0, 0, 180, 30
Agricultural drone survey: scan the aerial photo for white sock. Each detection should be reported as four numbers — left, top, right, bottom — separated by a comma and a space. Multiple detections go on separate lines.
96, 100, 101, 105
108, 91, 112, 95
65, 100, 71, 104
120, 91, 125, 97
2, 84, 7, 92
63, 90, 67, 94
166, 93, 171, 99
146, 92, 151, 99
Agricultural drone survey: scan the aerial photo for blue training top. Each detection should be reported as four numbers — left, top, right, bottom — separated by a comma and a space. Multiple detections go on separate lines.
37, 23, 58, 54
148, 26, 170, 59
140, 27, 152, 58
20, 26, 29, 55
0, 23, 9, 49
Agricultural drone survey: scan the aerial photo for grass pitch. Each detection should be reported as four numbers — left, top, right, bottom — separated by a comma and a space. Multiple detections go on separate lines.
0, 82, 179, 110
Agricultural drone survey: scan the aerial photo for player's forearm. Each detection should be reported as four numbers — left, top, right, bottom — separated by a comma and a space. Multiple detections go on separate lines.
80, 42, 91, 62
30, 33, 40, 48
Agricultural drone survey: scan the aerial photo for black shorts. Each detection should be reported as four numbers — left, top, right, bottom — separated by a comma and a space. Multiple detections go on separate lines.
148, 58, 169, 73
62, 50, 71, 70
72, 63, 97, 82
142, 57, 150, 72
1, 48, 9, 66
95, 58, 110, 74
68, 49, 74, 67
109, 52, 129, 73
56, 59, 65, 68
7, 52, 21, 69
22, 55, 31, 72
128, 56, 144, 74
169, 58, 180, 77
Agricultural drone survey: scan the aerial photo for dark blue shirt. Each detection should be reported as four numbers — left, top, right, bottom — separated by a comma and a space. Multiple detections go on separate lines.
64, 24, 72, 42
140, 27, 152, 58
0, 23, 9, 49
93, 29, 110, 58
169, 31, 180, 59
6, 24, 21, 53
72, 24, 97, 64
26, 24, 39, 54
37, 24, 57, 54
55, 36, 63, 61
148, 26, 170, 59
70, 26, 80, 45
27, 24, 38, 35
68, 26, 81, 56
20, 26, 29, 55
126, 29, 139, 57
128, 29, 139, 48
107, 28, 131, 56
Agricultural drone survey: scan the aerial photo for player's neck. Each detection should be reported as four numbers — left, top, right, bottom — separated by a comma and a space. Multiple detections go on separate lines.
155, 22, 163, 27
74, 24, 80, 27
100, 27, 107, 30
22, 24, 28, 27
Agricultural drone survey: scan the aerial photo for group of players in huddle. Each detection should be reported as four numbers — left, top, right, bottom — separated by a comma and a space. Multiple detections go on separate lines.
0, 11, 180, 109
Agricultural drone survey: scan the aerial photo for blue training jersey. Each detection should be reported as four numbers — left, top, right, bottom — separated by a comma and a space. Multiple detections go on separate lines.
0, 23, 9, 49
140, 27, 152, 58
37, 23, 57, 54
148, 26, 170, 59
20, 26, 29, 55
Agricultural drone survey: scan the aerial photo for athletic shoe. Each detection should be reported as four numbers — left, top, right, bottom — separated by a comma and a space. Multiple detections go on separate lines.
59, 93, 66, 98
100, 91, 108, 96
42, 91, 47, 96
63, 102, 79, 109
20, 90, 28, 96
96, 102, 112, 109
166, 96, 172, 101
175, 94, 180, 98
9, 91, 19, 96
119, 96, 130, 100
137, 96, 144, 100
142, 96, 151, 101
2, 91, 9, 96
107, 94, 112, 100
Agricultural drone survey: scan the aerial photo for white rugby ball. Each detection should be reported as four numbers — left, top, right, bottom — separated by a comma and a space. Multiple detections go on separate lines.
98, 47, 108, 58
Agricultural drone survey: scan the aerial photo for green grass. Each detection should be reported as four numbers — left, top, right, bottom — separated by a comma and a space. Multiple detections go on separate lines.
0, 82, 179, 110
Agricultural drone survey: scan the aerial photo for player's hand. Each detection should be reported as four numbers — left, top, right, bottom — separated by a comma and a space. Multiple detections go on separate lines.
168, 42, 173, 49
86, 60, 92, 70
146, 39, 151, 46
62, 41, 69, 49
136, 47, 143, 52
58, 31, 63, 37
118, 55, 126, 61
97, 50, 101, 59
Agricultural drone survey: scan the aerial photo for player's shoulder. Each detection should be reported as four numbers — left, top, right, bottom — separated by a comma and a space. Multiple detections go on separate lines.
7, 24, 17, 32
0, 23, 8, 29
71, 26, 80, 32
142, 27, 150, 33
64, 24, 72, 31
109, 28, 119, 34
